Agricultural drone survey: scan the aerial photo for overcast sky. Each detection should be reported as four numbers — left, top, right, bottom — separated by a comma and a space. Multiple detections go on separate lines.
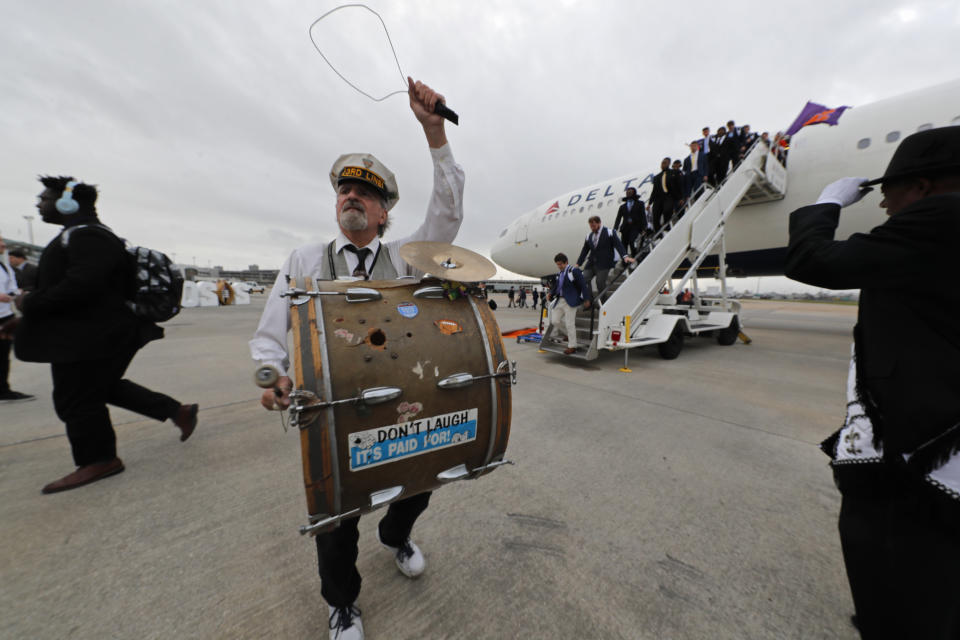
1, 0, 957, 290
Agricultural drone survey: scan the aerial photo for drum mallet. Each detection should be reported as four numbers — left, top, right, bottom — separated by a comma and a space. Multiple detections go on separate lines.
254, 365, 287, 406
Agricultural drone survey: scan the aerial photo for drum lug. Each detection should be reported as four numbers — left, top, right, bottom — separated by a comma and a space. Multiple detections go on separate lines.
413, 286, 446, 299
344, 287, 382, 303
436, 373, 475, 389
369, 485, 404, 507
359, 386, 403, 405
436, 464, 470, 482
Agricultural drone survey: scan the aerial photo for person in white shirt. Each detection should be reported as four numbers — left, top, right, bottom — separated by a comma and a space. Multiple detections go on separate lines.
0, 235, 34, 402
249, 78, 463, 640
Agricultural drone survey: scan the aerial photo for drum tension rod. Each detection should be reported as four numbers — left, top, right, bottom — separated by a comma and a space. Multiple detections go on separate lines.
288, 387, 404, 429
280, 287, 383, 305
436, 360, 518, 389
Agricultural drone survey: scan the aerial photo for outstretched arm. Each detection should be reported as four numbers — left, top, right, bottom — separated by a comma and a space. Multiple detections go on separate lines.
408, 77, 447, 149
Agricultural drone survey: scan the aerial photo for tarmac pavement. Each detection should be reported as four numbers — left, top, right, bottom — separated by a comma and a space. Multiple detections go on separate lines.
2, 295, 859, 639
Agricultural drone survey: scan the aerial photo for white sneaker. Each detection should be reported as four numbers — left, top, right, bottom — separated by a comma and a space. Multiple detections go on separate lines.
377, 527, 426, 578
328, 604, 363, 640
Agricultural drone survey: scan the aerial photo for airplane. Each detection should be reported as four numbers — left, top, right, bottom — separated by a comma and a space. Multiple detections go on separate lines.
490, 79, 960, 280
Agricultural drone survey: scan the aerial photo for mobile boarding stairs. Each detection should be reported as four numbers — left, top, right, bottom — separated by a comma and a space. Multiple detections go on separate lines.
541, 142, 787, 362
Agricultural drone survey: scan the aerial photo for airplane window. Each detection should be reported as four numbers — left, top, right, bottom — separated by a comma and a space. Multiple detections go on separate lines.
886, 131, 900, 143
857, 138, 871, 149
562, 210, 568, 216
579, 207, 584, 213
917, 123, 933, 131
597, 202, 603, 209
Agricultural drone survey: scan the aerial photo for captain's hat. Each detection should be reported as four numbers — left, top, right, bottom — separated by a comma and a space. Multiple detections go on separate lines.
329, 153, 399, 211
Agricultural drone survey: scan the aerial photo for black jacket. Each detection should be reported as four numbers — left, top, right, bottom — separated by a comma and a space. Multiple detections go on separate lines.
15, 262, 39, 291
785, 195, 960, 462
15, 218, 160, 363
613, 200, 646, 235
650, 170, 683, 203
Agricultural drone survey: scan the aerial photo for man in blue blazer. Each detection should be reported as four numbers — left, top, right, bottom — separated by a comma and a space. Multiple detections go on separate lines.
546, 252, 591, 355
576, 216, 634, 295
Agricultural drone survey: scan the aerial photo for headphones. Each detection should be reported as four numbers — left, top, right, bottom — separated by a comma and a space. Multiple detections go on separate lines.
55, 180, 80, 215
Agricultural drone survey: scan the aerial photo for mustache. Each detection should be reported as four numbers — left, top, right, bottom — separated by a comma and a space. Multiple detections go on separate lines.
342, 199, 366, 213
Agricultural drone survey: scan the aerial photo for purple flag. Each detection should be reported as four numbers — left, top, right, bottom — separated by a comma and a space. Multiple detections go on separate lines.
785, 101, 851, 137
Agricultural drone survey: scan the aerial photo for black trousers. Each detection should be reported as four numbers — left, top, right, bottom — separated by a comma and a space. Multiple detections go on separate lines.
0, 334, 11, 394
50, 342, 181, 466
619, 229, 639, 254
712, 156, 729, 184
315, 492, 431, 607
837, 469, 960, 639
652, 197, 675, 230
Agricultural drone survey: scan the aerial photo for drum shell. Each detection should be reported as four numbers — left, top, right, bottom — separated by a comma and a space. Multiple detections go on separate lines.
290, 279, 511, 530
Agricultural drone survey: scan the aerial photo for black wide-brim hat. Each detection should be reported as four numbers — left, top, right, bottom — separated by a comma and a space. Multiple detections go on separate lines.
863, 126, 960, 186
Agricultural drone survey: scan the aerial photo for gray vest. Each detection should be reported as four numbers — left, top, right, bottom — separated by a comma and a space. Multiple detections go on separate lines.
319, 241, 399, 280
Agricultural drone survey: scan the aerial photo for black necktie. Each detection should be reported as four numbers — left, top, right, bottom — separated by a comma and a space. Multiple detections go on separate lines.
344, 245, 371, 279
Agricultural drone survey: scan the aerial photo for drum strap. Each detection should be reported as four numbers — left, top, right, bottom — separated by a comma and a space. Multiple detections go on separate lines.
326, 240, 383, 281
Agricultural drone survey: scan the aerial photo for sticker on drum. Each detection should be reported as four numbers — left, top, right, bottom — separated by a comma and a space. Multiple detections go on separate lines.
397, 302, 419, 318
434, 319, 462, 335
348, 408, 478, 471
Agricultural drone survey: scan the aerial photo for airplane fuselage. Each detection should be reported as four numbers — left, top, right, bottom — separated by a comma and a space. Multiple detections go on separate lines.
491, 80, 960, 279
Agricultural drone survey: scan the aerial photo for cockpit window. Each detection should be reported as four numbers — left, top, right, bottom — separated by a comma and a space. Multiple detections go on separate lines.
498, 228, 508, 237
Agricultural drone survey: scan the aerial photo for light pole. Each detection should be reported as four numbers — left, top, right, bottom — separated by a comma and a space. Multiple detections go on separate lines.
22, 215, 34, 245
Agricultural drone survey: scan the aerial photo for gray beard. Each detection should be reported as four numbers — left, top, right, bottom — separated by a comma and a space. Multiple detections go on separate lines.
339, 208, 367, 232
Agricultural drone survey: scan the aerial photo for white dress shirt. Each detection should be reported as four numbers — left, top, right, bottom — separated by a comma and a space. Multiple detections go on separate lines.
0, 260, 16, 318
249, 143, 465, 372
335, 234, 381, 276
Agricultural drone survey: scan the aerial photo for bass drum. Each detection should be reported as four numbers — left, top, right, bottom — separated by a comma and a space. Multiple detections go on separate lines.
288, 278, 513, 535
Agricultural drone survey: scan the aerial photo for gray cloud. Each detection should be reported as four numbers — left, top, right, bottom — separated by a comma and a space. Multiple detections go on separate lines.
1, 0, 957, 285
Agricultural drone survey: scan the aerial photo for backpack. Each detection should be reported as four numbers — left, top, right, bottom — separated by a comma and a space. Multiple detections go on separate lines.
61, 224, 184, 322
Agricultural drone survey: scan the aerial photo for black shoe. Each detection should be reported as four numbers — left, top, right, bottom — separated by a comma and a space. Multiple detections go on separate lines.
172, 404, 199, 442
0, 390, 35, 403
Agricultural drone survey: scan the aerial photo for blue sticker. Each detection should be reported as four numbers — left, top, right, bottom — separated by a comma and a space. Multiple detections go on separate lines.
397, 302, 419, 318
348, 408, 478, 471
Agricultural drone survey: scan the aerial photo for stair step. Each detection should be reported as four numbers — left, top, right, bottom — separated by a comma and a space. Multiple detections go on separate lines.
540, 342, 594, 359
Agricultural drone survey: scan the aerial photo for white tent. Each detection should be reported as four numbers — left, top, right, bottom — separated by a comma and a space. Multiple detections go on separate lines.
196, 281, 219, 307
180, 281, 200, 308
230, 282, 251, 305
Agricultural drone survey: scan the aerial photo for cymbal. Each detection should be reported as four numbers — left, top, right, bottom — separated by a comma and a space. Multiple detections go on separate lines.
399, 242, 496, 281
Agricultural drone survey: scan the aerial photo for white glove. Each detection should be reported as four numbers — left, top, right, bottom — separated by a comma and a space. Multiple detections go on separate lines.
815, 177, 872, 208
